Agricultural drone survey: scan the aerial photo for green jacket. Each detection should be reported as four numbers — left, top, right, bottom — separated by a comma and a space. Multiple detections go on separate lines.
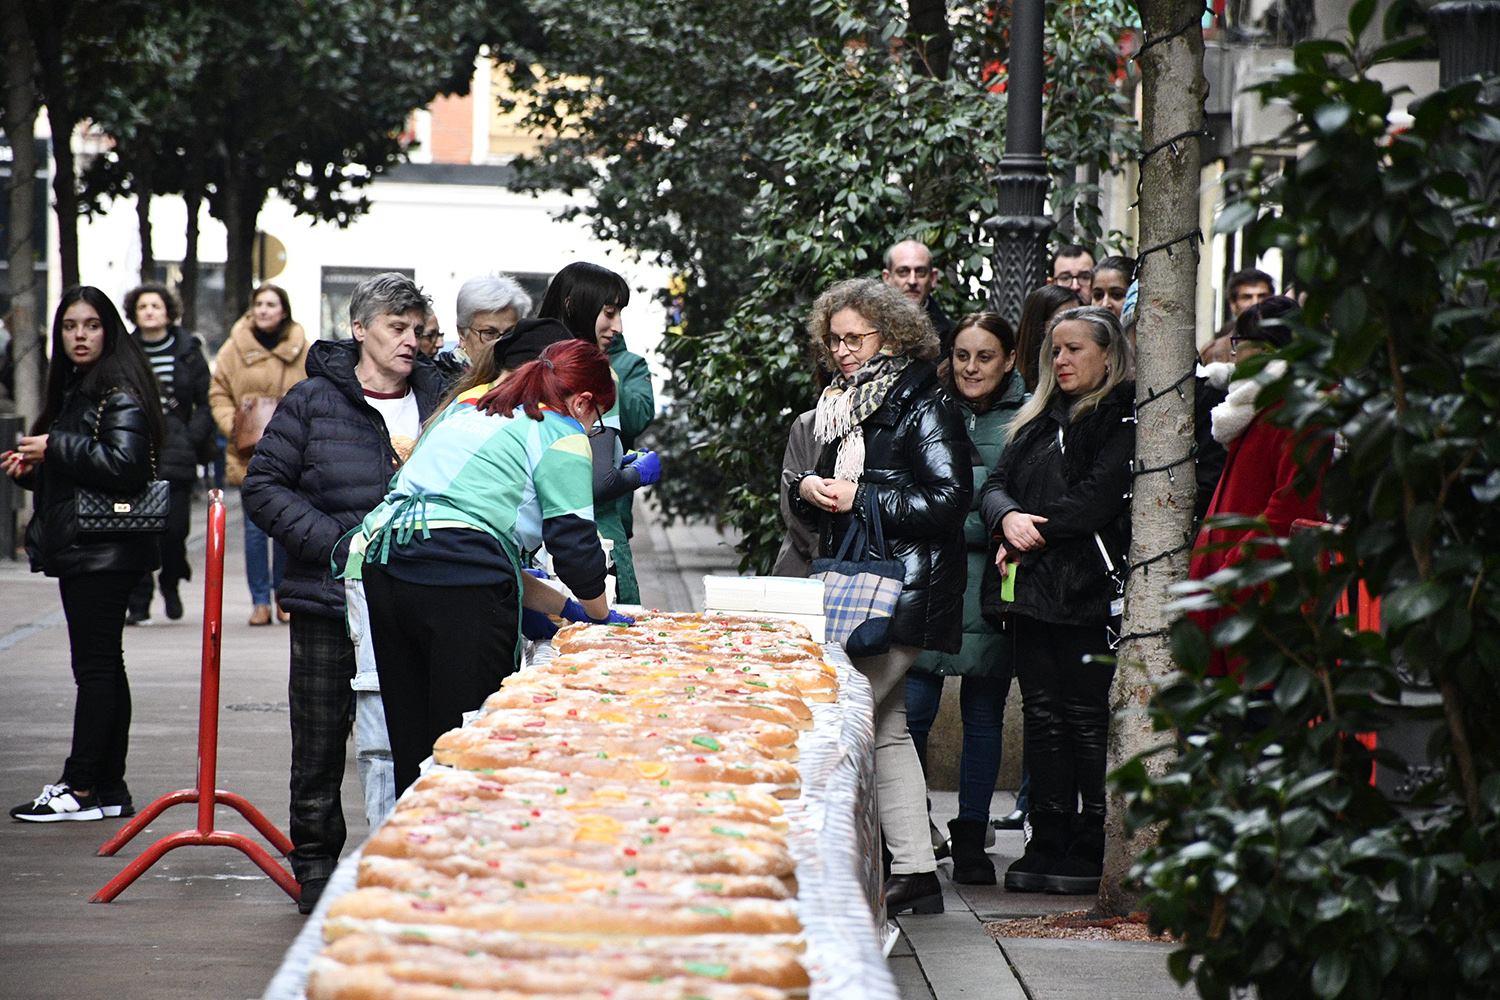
913, 371, 1026, 677
603, 334, 656, 601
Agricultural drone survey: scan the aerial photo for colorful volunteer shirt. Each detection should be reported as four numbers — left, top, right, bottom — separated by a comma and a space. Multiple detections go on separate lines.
341, 384, 602, 599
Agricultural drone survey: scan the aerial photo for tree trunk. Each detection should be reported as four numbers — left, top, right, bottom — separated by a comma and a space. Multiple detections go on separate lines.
906, 0, 952, 79
4, 0, 45, 430
219, 157, 265, 325
181, 154, 203, 334
25, 1, 80, 290
136, 150, 155, 282
1097, 0, 1206, 917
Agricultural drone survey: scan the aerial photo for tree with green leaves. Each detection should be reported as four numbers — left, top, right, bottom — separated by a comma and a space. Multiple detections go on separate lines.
1113, 3, 1500, 995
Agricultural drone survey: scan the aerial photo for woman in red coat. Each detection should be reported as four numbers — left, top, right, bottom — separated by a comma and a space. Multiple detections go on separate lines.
1188, 297, 1321, 677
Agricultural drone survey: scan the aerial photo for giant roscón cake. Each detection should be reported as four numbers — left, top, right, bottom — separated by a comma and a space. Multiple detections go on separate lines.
306, 612, 833, 1000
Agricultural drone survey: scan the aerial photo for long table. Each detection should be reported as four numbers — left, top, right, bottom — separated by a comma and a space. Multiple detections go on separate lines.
261, 641, 898, 1000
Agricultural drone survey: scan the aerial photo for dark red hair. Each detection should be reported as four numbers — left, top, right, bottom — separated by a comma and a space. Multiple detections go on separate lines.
475, 339, 617, 420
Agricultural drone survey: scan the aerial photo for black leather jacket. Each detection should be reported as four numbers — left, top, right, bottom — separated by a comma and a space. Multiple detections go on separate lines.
22, 384, 161, 578
791, 360, 972, 654
242, 340, 444, 618
978, 381, 1135, 626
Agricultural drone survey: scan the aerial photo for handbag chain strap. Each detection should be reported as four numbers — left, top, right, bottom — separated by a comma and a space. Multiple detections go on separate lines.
92, 386, 159, 480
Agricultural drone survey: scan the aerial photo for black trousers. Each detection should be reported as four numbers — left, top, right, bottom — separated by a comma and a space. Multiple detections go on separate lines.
1012, 615, 1115, 822
129, 481, 193, 613
59, 571, 138, 792
362, 564, 520, 797
287, 611, 356, 884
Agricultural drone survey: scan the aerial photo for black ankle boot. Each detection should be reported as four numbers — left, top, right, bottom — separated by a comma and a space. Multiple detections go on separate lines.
947, 817, 996, 885
884, 870, 944, 915
1003, 811, 1071, 892
1043, 813, 1105, 895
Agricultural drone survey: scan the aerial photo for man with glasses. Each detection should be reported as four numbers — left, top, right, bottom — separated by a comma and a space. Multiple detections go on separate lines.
882, 239, 955, 346
1048, 243, 1096, 302
434, 274, 531, 385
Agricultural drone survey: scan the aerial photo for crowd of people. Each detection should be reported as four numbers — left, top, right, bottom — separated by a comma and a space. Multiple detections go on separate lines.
4, 242, 1314, 925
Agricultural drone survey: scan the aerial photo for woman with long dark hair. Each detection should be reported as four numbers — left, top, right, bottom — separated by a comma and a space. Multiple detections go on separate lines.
978, 306, 1135, 895
1013, 284, 1083, 392
343, 340, 634, 794
536, 262, 659, 604
6, 287, 165, 821
209, 282, 308, 625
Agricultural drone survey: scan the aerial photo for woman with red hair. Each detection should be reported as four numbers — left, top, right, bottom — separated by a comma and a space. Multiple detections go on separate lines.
341, 340, 633, 793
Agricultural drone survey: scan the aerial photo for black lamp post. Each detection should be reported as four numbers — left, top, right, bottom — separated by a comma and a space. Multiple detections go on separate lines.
984, 0, 1053, 329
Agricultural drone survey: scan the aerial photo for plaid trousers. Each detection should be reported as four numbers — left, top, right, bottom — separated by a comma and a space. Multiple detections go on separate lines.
287, 611, 356, 884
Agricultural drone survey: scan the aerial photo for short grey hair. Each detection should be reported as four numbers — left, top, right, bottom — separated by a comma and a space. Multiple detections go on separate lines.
350, 272, 427, 330
456, 274, 532, 330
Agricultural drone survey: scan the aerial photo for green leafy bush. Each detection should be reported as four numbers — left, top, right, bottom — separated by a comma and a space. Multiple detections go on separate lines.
1113, 4, 1500, 998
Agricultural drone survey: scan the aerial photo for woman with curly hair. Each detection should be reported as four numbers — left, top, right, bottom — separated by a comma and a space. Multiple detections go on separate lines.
788, 278, 972, 915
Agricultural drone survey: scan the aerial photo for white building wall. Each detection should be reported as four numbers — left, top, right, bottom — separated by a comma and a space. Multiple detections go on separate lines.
71, 179, 671, 404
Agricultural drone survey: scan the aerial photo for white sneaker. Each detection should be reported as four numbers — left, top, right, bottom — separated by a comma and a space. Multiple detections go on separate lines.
10, 782, 105, 822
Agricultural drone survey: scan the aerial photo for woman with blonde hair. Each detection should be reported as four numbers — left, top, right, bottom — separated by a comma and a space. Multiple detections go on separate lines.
789, 277, 971, 915
209, 283, 308, 625
979, 305, 1135, 895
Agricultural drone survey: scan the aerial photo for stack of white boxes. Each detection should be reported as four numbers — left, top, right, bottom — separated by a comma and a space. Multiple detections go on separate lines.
702, 576, 827, 642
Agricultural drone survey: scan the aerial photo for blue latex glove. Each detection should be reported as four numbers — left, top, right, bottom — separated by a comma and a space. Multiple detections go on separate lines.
561, 598, 634, 626
523, 567, 551, 580
521, 607, 560, 640
622, 449, 661, 486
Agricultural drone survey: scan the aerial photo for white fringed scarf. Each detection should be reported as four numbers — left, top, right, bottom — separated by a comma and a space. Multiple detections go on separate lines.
813, 354, 910, 481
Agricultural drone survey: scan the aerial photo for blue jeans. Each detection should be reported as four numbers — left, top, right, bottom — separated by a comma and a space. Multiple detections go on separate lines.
906, 670, 1009, 823
243, 494, 286, 606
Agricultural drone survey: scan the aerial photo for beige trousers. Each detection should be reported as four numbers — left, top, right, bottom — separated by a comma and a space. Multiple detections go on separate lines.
852, 643, 936, 876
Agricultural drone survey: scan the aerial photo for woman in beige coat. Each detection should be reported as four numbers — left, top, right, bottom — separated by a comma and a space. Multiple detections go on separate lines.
209, 283, 308, 625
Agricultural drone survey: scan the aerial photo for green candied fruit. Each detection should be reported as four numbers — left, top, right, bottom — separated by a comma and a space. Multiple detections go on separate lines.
684, 961, 731, 978
689, 905, 733, 917
512, 880, 526, 888
597, 752, 610, 758
710, 826, 746, 839
694, 882, 724, 893
745, 680, 769, 688
555, 787, 567, 794
624, 867, 638, 876
660, 779, 671, 786
658, 713, 668, 718
692, 735, 721, 752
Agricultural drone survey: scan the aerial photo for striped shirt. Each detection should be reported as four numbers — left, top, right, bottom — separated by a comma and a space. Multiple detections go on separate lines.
140, 330, 176, 406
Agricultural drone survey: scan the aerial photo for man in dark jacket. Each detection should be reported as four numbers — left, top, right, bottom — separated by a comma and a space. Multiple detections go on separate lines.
124, 283, 215, 623
243, 273, 443, 914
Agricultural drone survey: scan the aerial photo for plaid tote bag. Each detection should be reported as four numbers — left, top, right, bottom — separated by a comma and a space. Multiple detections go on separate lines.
810, 505, 905, 657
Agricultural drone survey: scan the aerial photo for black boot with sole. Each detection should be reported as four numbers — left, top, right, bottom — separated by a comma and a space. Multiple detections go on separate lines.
948, 817, 996, 885
1003, 811, 1071, 892
1043, 811, 1104, 894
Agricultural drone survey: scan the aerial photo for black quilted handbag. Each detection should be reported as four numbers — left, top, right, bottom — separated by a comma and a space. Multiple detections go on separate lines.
75, 389, 170, 534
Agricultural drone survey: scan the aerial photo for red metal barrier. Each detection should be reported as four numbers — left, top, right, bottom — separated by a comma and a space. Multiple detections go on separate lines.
93, 490, 299, 903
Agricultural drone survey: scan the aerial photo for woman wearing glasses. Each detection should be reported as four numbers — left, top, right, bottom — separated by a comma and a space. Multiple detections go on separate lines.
343, 340, 634, 796
789, 278, 971, 915
435, 274, 532, 386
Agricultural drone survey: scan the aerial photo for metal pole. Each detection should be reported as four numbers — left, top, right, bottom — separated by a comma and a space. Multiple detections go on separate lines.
984, 0, 1054, 329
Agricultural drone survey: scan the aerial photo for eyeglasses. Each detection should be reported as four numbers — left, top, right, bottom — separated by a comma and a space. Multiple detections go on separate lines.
822, 331, 879, 352
1055, 271, 1094, 287
463, 325, 507, 343
418, 331, 442, 342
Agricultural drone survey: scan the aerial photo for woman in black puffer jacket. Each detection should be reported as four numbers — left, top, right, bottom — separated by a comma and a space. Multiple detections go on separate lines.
789, 278, 971, 916
979, 305, 1135, 896
7, 286, 165, 822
